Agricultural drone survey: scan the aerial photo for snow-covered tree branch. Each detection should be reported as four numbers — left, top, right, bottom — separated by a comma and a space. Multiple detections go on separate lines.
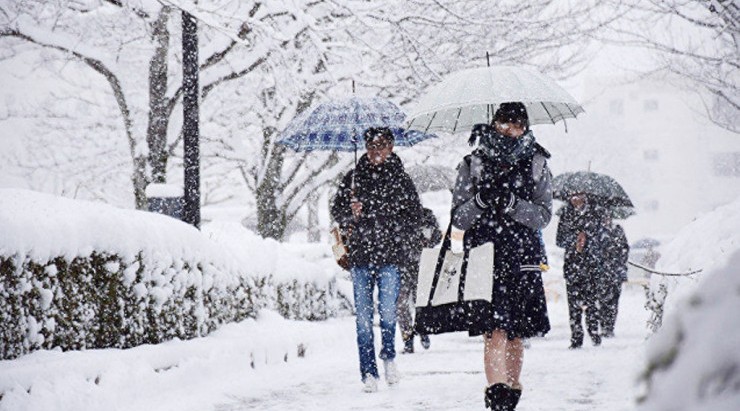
604, 0, 739, 133
0, 0, 624, 240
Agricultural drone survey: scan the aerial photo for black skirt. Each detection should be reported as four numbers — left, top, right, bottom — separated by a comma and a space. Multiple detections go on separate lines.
467, 246, 551, 339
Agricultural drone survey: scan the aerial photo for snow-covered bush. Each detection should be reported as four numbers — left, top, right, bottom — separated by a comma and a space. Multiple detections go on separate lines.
0, 190, 351, 360
637, 197, 740, 409
644, 196, 740, 332
637, 250, 740, 410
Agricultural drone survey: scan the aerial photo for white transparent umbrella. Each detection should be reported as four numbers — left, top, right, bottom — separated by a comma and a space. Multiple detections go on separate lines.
407, 66, 584, 134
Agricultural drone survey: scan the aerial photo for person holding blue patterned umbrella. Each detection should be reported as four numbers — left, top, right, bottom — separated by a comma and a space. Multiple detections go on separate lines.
279, 97, 434, 392
330, 127, 424, 393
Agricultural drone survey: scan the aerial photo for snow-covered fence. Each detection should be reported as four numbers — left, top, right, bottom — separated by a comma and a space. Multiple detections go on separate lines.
0, 190, 351, 360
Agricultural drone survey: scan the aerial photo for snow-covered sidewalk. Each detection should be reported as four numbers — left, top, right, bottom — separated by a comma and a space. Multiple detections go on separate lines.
215, 285, 648, 411
0, 280, 649, 411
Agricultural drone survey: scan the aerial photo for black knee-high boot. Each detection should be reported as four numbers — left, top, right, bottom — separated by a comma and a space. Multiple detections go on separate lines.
484, 383, 510, 410
485, 384, 522, 411
509, 387, 522, 410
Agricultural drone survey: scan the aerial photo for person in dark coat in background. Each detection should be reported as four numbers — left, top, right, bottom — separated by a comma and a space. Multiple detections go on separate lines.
555, 194, 607, 349
451, 103, 552, 411
330, 127, 423, 393
397, 207, 442, 354
596, 215, 629, 337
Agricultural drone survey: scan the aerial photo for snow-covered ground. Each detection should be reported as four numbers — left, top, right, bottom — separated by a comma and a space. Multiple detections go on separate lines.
0, 260, 650, 411
2, 188, 739, 410
3, 189, 739, 410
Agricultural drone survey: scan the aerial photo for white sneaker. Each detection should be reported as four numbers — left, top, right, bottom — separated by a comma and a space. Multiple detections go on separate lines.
362, 377, 379, 393
383, 360, 400, 385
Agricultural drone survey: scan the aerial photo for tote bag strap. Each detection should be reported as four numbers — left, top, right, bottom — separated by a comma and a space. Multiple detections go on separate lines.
425, 220, 453, 307
458, 246, 471, 302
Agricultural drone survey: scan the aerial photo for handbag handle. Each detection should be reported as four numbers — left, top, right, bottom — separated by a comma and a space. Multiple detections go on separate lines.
425, 220, 454, 307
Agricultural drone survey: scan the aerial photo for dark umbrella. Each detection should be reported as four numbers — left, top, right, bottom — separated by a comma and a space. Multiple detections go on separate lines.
556, 204, 635, 220
407, 165, 456, 193
552, 171, 633, 208
631, 238, 661, 249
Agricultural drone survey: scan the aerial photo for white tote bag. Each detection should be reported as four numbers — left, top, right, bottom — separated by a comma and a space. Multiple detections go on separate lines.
414, 222, 494, 335
415, 242, 494, 307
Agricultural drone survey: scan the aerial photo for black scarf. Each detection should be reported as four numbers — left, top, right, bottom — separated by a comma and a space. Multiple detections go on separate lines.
479, 129, 537, 166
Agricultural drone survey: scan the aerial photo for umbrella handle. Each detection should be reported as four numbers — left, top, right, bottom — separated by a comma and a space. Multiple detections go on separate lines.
351, 140, 358, 191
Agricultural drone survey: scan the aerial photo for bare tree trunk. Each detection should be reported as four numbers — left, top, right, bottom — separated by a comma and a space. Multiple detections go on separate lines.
307, 190, 321, 243
146, 7, 171, 184
256, 128, 287, 239
133, 155, 148, 210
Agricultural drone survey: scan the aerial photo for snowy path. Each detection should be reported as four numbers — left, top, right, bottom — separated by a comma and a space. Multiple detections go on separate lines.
217, 284, 649, 411
0, 281, 649, 411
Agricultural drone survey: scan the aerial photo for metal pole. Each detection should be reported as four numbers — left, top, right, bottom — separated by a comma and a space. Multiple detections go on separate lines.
182, 11, 200, 228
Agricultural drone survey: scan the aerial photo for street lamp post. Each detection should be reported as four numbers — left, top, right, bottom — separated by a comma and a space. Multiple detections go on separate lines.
181, 10, 200, 228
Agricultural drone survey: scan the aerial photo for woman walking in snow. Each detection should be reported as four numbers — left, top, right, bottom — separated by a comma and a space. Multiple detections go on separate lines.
451, 103, 552, 410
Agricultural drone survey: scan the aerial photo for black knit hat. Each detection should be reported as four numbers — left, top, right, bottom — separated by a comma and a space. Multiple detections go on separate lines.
363, 126, 394, 143
494, 102, 528, 126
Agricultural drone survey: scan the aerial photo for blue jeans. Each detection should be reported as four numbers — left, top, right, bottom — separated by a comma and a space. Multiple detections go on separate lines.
351, 264, 400, 381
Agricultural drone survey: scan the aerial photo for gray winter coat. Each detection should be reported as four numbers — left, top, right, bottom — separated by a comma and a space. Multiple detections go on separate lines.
451, 148, 552, 233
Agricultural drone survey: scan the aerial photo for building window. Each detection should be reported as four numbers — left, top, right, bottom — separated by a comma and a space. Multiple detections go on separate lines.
609, 99, 624, 115
644, 99, 659, 112
712, 152, 740, 177
644, 149, 659, 161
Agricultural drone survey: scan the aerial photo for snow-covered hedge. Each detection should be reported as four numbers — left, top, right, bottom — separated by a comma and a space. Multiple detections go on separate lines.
638, 250, 740, 410
0, 190, 351, 360
644, 196, 740, 331
637, 197, 740, 409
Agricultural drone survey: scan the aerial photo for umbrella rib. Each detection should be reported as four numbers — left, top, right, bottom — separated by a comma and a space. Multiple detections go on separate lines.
452, 108, 462, 134
540, 102, 555, 124
565, 103, 578, 119
408, 116, 417, 130
423, 111, 437, 135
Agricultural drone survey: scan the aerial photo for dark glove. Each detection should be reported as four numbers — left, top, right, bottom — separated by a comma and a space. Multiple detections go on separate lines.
475, 181, 515, 212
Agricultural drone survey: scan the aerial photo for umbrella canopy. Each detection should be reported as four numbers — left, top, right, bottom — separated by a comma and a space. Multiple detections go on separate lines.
610, 206, 636, 220
631, 238, 661, 249
555, 204, 635, 220
553, 171, 633, 208
407, 164, 457, 193
407, 66, 584, 134
278, 96, 435, 152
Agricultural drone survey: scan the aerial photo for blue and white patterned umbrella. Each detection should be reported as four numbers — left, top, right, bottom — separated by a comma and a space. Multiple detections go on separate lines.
278, 96, 435, 152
